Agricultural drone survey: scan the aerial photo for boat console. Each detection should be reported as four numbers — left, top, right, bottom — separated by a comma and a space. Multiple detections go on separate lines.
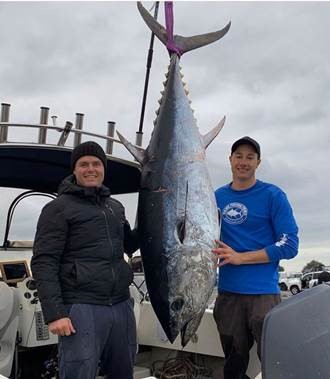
0, 260, 58, 377
15, 277, 58, 348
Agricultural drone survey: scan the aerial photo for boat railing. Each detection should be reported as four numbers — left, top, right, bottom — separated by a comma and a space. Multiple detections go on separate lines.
4, 241, 34, 249
0, 102, 129, 156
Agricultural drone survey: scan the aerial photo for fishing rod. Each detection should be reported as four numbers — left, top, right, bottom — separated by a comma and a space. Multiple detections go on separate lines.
136, 1, 160, 147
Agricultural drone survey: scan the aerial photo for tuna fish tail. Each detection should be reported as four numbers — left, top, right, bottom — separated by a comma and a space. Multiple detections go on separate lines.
137, 2, 231, 56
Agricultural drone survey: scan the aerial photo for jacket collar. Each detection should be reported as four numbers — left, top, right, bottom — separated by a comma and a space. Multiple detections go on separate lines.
58, 175, 111, 199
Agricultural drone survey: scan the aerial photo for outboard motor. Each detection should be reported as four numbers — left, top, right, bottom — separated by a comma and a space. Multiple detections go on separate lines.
0, 282, 19, 377
262, 284, 330, 378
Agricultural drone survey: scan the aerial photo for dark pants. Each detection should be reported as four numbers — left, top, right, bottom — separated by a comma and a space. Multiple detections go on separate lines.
58, 300, 137, 379
213, 292, 280, 379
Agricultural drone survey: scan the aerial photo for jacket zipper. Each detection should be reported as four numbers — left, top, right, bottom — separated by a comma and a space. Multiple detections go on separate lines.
102, 206, 116, 304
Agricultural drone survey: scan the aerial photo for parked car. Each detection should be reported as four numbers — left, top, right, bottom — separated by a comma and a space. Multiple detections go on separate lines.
279, 272, 302, 295
301, 270, 330, 289
317, 271, 330, 284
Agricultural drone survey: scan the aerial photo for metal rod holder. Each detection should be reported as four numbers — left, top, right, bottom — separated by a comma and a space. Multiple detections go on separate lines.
134, 131, 144, 162
38, 107, 49, 144
51, 115, 58, 126
74, 113, 84, 147
106, 121, 116, 155
135, 131, 143, 147
57, 121, 73, 146
0, 103, 11, 143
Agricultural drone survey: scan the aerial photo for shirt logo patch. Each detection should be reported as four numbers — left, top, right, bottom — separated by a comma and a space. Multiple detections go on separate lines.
223, 202, 248, 225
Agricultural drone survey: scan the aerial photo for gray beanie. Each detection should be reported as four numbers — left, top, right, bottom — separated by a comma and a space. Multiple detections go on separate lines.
71, 141, 107, 171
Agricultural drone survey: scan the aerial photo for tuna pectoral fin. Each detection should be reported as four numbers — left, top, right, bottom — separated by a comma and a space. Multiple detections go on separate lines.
137, 2, 231, 56
176, 182, 188, 244
116, 131, 146, 165
176, 219, 185, 244
202, 116, 226, 149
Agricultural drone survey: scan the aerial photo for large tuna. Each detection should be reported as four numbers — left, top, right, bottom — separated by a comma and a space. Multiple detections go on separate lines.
118, 2, 230, 347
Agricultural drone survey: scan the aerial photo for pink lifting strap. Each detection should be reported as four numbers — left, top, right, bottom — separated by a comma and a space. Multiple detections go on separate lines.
165, 1, 182, 56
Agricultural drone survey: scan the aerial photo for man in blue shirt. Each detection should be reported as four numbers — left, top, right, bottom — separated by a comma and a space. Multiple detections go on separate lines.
212, 136, 299, 379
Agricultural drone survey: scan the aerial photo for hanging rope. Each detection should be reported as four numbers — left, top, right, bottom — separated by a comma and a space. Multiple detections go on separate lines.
165, 1, 182, 56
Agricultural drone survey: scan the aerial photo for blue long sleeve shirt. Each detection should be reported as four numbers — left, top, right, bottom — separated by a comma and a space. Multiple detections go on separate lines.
215, 180, 299, 294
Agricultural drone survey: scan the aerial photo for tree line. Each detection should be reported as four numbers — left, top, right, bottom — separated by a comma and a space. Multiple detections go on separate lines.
279, 260, 328, 274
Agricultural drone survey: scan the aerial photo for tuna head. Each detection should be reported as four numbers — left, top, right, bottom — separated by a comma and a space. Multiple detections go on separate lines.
166, 244, 217, 347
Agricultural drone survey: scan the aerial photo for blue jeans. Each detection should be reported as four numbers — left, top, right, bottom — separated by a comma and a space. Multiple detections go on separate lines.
58, 299, 137, 379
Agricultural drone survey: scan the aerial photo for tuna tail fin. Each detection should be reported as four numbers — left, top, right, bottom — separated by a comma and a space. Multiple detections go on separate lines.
202, 116, 226, 149
137, 2, 231, 55
174, 26, 231, 55
116, 131, 146, 165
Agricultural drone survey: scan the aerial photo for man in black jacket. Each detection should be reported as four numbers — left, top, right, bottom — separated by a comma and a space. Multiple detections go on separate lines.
31, 141, 139, 379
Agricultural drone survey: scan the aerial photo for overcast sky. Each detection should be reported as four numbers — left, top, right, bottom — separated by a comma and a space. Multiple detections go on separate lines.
0, 1, 329, 272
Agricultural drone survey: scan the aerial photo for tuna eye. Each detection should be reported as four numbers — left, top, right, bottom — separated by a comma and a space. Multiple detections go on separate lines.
171, 297, 184, 312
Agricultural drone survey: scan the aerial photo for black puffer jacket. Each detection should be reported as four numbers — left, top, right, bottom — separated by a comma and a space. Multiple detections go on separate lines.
31, 175, 138, 323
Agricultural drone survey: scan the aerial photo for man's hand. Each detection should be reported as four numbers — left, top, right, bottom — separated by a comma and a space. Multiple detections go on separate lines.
48, 317, 76, 336
212, 240, 243, 266
212, 240, 270, 266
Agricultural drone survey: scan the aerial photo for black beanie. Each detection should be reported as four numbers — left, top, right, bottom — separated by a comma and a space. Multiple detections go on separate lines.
71, 141, 107, 171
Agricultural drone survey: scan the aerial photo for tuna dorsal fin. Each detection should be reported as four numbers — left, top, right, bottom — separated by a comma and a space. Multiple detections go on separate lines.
137, 2, 231, 56
202, 116, 226, 149
116, 131, 146, 165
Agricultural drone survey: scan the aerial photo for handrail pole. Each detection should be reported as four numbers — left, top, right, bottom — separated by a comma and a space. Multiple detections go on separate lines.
0, 103, 11, 143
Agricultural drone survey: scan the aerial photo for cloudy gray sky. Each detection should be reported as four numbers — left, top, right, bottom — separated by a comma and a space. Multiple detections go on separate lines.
0, 1, 329, 272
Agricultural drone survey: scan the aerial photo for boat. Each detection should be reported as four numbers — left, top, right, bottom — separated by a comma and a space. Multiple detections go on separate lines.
0, 103, 263, 379
2, 105, 330, 379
